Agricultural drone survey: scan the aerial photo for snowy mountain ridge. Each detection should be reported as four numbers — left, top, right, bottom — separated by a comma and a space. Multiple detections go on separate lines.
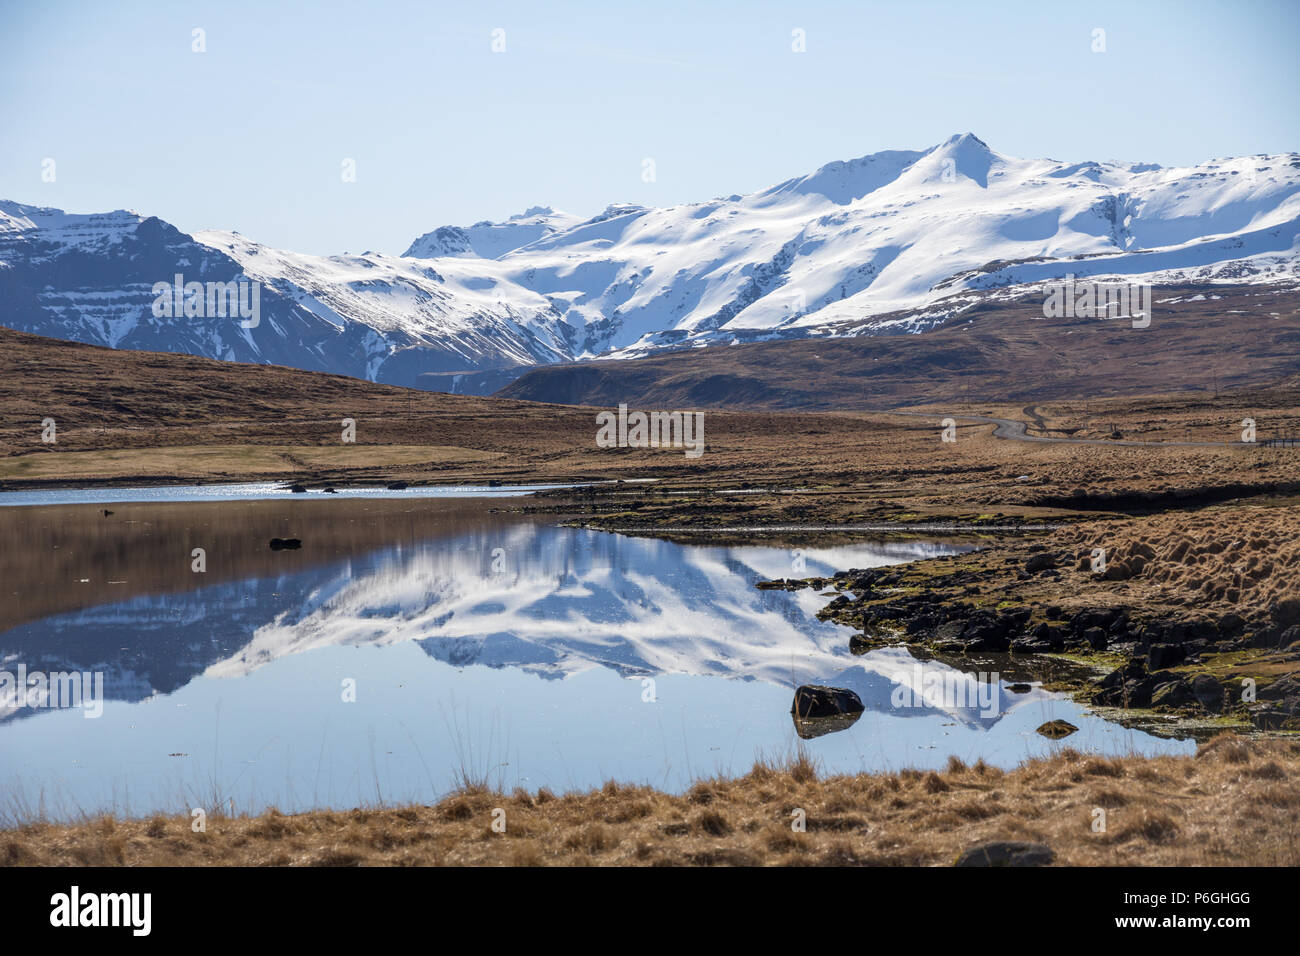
2, 135, 1297, 391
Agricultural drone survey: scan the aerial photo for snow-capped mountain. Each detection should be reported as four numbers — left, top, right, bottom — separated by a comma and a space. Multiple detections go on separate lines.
465, 134, 1300, 358
404, 205, 583, 259
2, 135, 1297, 391
0, 201, 574, 387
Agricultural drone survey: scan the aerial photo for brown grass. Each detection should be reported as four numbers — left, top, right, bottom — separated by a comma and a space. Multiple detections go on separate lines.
1069, 507, 1300, 620
6, 735, 1298, 867
4, 326, 1299, 535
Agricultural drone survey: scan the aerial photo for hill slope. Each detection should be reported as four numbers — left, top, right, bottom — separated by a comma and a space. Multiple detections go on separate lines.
499, 284, 1300, 409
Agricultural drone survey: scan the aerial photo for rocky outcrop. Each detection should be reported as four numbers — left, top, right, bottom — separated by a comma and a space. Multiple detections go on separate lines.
769, 547, 1300, 729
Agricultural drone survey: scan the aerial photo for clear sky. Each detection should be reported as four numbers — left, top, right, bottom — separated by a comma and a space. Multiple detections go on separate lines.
2, 0, 1297, 256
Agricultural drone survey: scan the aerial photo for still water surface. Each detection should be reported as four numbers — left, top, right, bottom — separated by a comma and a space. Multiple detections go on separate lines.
0, 495, 1193, 821
0, 481, 586, 508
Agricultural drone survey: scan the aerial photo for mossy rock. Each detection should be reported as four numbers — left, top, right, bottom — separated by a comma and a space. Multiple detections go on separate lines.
1036, 719, 1079, 739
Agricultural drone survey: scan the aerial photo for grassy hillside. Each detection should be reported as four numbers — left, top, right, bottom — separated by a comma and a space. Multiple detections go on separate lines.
500, 284, 1300, 410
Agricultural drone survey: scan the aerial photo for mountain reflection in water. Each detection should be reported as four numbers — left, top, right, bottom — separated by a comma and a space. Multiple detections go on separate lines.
0, 501, 1194, 819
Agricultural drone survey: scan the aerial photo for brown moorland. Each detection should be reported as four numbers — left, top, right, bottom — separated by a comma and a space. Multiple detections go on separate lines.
4, 327, 1299, 535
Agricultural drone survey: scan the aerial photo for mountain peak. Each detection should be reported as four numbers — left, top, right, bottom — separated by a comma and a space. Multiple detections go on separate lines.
912, 132, 999, 186
941, 132, 990, 150
404, 207, 582, 259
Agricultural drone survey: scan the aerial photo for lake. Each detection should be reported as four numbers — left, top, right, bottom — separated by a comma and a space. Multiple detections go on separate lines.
0, 494, 1194, 822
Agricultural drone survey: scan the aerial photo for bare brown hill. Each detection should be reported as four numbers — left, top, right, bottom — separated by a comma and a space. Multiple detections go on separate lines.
2, 325, 1297, 527
498, 284, 1300, 410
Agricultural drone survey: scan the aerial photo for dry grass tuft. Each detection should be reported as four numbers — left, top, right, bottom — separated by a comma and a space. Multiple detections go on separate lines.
5, 738, 1299, 866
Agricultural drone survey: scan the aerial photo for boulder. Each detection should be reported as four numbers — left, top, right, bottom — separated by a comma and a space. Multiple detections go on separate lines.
1191, 674, 1223, 711
1122, 676, 1156, 708
1273, 597, 1300, 629
1098, 658, 1146, 696
1024, 553, 1057, 573
1151, 679, 1194, 708
1148, 642, 1185, 670
1218, 612, 1245, 635
289, 484, 307, 494
1083, 627, 1108, 651
791, 684, 865, 719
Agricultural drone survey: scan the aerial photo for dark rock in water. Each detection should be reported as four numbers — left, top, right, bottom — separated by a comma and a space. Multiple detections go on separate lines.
848, 633, 871, 655
323, 487, 338, 494
1036, 719, 1078, 739
954, 841, 1054, 867
269, 538, 302, 551
289, 484, 307, 494
1148, 642, 1185, 670
1024, 553, 1057, 573
386, 481, 409, 490
791, 684, 865, 719
1006, 682, 1033, 694
792, 710, 862, 740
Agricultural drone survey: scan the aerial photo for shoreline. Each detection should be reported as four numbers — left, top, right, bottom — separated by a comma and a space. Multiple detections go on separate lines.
6, 735, 1296, 866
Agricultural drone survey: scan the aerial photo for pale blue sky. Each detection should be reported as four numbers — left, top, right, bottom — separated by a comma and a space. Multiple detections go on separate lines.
2, 0, 1297, 255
